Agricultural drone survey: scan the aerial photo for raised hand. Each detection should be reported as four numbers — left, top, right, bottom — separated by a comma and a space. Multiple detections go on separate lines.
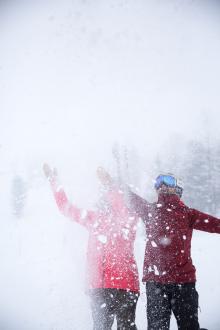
96, 167, 113, 186
43, 163, 52, 178
43, 163, 57, 179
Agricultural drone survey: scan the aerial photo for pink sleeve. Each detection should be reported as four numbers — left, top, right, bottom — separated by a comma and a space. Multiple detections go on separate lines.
189, 208, 220, 234
50, 179, 97, 228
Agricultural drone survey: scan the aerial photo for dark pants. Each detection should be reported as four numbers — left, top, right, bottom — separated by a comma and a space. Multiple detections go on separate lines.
89, 288, 139, 330
146, 282, 200, 330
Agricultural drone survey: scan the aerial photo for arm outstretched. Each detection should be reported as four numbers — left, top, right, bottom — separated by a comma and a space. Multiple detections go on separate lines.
189, 208, 220, 234
43, 163, 97, 228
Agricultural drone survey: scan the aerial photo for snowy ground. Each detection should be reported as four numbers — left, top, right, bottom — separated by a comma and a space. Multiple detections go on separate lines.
0, 174, 220, 330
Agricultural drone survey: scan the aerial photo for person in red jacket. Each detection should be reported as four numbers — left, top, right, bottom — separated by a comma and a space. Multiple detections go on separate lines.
43, 164, 140, 330
129, 173, 220, 330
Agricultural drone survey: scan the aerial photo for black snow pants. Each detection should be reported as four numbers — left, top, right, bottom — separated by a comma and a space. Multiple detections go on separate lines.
146, 282, 200, 330
89, 288, 139, 330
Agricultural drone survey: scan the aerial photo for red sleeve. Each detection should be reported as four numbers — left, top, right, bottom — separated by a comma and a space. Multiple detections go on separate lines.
189, 208, 220, 234
50, 178, 97, 228
128, 191, 150, 220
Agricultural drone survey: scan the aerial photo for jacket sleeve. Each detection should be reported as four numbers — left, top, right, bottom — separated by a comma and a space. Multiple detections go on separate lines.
128, 190, 150, 220
189, 208, 220, 234
50, 178, 97, 229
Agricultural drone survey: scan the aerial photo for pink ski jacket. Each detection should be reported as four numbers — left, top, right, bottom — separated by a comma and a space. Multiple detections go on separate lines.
130, 192, 220, 284
50, 180, 140, 293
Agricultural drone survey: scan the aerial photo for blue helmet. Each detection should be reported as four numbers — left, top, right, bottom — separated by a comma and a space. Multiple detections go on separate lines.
154, 173, 183, 197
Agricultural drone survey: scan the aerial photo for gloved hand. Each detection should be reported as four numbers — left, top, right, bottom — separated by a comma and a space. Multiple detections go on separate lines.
96, 167, 113, 186
43, 163, 57, 180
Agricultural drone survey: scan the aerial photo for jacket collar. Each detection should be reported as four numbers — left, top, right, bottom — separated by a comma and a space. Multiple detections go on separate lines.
157, 193, 181, 206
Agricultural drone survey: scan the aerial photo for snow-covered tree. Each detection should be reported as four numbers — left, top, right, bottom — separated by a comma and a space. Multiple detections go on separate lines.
11, 175, 27, 218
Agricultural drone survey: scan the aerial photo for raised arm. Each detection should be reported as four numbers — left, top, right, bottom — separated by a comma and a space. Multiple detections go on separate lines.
127, 190, 151, 220
96, 166, 150, 219
43, 163, 97, 229
189, 208, 220, 234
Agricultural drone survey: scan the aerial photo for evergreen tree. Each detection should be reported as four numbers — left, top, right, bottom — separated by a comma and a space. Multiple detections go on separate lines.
11, 175, 27, 218
182, 140, 212, 212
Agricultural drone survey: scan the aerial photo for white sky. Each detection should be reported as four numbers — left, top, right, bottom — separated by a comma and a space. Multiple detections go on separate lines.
1, 0, 220, 169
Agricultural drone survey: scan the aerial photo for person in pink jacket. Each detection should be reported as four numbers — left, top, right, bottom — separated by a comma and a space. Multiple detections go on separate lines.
43, 164, 140, 330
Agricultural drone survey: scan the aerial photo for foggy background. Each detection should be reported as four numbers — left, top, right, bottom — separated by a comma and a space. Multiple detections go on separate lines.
1, 0, 220, 329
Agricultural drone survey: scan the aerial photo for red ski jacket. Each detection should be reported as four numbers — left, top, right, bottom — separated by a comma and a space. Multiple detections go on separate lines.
130, 192, 220, 284
50, 180, 140, 293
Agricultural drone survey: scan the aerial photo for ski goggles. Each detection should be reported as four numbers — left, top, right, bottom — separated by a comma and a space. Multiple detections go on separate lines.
154, 174, 177, 190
